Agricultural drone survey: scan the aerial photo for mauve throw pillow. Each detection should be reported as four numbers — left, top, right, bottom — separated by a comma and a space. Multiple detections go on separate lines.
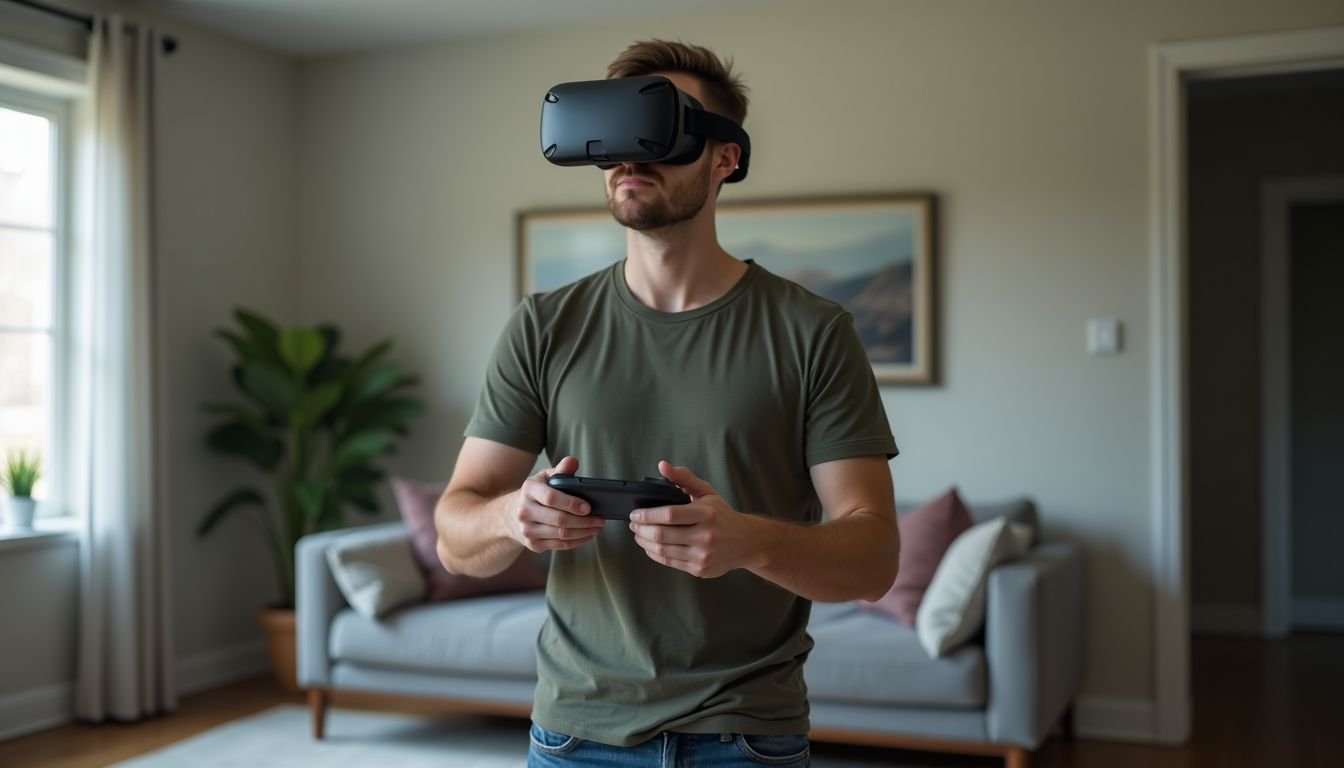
390, 476, 548, 602
858, 487, 973, 625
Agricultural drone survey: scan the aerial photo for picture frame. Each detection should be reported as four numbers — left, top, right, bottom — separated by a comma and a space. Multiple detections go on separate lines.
516, 193, 938, 385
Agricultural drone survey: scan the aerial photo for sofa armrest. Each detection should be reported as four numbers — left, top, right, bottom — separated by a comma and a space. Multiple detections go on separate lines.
295, 521, 408, 687
983, 540, 1085, 747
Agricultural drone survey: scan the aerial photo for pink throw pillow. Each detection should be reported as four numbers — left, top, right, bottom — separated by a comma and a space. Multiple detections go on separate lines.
390, 476, 547, 602
859, 487, 973, 625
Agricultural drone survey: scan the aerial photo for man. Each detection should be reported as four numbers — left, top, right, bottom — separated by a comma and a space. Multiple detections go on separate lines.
437, 39, 899, 767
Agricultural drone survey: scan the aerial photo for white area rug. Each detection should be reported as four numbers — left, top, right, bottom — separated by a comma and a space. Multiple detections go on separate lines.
110, 704, 964, 767
111, 706, 528, 768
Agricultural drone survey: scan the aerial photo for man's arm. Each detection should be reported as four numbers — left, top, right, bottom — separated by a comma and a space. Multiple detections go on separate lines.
436, 437, 603, 577
750, 455, 899, 602
629, 455, 898, 602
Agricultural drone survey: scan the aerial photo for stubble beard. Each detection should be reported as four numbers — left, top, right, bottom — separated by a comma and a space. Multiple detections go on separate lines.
607, 158, 712, 232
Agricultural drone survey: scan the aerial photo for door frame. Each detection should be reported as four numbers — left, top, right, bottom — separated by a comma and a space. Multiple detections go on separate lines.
1148, 25, 1344, 744
1260, 176, 1344, 637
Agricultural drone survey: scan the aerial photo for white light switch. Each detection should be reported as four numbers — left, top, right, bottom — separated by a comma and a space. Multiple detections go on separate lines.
1087, 318, 1122, 355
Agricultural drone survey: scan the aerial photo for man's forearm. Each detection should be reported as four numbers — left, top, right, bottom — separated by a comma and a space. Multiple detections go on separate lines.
435, 488, 526, 577
746, 511, 899, 602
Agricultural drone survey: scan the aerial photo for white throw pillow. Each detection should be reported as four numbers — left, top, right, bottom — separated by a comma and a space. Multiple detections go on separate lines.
916, 517, 1032, 658
325, 536, 426, 619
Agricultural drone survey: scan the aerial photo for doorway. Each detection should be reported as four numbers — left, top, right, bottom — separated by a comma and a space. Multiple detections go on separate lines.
1260, 177, 1344, 637
1149, 26, 1344, 745
1186, 71, 1344, 639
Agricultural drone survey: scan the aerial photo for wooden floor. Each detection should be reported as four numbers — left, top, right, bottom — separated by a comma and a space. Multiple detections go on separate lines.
0, 633, 1339, 767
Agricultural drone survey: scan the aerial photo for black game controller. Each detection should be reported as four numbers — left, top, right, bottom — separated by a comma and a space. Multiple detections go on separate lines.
545, 474, 691, 521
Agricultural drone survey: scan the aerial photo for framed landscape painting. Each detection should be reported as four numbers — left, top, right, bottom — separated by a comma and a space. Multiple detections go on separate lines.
517, 193, 938, 385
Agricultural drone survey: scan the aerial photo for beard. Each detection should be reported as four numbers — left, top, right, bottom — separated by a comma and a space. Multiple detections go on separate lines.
606, 157, 712, 231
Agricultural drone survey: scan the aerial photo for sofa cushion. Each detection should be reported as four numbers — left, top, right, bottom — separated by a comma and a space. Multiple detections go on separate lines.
860, 487, 973, 625
330, 590, 546, 678
966, 498, 1039, 545
325, 533, 426, 619
391, 476, 548, 601
897, 496, 1039, 545
328, 592, 987, 708
916, 518, 1033, 658
805, 602, 985, 709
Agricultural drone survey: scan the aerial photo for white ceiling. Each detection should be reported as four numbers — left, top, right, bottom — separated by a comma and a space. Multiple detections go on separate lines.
132, 0, 768, 59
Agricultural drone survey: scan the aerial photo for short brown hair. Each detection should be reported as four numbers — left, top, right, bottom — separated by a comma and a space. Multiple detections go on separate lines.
607, 39, 749, 125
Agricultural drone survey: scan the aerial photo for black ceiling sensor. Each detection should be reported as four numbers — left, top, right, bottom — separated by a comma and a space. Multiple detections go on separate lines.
539, 75, 751, 183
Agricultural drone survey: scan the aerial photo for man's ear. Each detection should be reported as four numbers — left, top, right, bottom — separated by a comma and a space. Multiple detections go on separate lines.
711, 140, 742, 185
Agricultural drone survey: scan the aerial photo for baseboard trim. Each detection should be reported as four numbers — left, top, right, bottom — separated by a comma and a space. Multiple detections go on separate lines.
1293, 597, 1344, 631
1075, 695, 1156, 743
0, 682, 72, 742
1192, 602, 1263, 636
175, 639, 269, 697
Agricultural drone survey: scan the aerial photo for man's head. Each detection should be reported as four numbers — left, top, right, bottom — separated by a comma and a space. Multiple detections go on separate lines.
606, 39, 748, 125
603, 40, 749, 232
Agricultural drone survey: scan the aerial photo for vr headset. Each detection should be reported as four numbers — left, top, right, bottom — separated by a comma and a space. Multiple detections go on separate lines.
539, 75, 751, 183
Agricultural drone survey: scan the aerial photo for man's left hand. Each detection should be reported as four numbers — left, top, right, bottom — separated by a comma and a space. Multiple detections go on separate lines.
628, 460, 759, 578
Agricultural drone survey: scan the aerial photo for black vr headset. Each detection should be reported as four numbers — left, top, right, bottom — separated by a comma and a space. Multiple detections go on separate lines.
539, 75, 751, 183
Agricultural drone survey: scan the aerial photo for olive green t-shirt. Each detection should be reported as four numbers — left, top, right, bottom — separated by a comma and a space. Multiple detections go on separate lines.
465, 259, 897, 746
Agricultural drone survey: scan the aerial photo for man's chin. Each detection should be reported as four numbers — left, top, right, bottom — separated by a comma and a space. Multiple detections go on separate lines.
609, 200, 660, 230
614, 214, 659, 231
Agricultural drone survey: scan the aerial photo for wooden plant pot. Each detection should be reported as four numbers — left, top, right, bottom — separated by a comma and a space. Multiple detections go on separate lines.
258, 607, 299, 693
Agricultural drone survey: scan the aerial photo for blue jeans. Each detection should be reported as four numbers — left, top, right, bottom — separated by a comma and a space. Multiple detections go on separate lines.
527, 722, 811, 767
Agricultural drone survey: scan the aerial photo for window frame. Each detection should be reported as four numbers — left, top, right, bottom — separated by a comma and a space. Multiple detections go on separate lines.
0, 82, 73, 520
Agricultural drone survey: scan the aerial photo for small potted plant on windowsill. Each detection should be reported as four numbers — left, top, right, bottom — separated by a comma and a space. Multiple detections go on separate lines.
2, 449, 42, 530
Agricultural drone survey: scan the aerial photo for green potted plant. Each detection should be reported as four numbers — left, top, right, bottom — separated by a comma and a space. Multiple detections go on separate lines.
199, 308, 424, 691
2, 449, 42, 530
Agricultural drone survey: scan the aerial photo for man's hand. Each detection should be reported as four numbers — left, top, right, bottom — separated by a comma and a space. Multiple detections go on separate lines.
628, 460, 760, 578
507, 456, 606, 552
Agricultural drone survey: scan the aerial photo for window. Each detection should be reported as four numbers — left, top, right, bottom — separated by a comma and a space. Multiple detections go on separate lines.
0, 86, 69, 513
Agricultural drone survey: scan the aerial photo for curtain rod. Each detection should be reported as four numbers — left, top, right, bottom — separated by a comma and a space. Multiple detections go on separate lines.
5, 0, 179, 54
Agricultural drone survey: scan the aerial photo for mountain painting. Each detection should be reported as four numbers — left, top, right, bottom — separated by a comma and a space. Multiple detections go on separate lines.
518, 194, 936, 384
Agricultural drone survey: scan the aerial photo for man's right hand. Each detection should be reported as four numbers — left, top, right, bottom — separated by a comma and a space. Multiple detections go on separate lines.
507, 456, 605, 552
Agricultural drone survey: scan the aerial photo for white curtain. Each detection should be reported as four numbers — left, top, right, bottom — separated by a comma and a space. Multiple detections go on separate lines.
70, 13, 175, 722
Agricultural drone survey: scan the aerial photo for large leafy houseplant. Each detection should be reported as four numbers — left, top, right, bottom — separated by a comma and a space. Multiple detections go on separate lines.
199, 309, 424, 609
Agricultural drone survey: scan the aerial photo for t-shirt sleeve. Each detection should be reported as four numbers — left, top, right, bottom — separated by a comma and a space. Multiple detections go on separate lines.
804, 312, 899, 466
463, 298, 547, 455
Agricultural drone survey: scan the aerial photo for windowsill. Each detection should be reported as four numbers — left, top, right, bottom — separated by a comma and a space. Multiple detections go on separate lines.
0, 516, 79, 553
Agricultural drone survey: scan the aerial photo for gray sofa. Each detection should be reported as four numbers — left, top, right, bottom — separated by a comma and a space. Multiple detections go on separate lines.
297, 498, 1084, 768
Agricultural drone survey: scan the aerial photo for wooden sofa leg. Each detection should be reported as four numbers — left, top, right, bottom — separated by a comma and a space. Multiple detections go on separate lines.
1061, 703, 1076, 741
1005, 746, 1030, 768
309, 688, 328, 740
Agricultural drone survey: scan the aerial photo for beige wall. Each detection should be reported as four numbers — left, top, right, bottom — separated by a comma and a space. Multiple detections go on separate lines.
0, 542, 79, 691
144, 4, 301, 660
295, 0, 1344, 712
0, 0, 298, 723
0, 539, 78, 736
1187, 70, 1344, 614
